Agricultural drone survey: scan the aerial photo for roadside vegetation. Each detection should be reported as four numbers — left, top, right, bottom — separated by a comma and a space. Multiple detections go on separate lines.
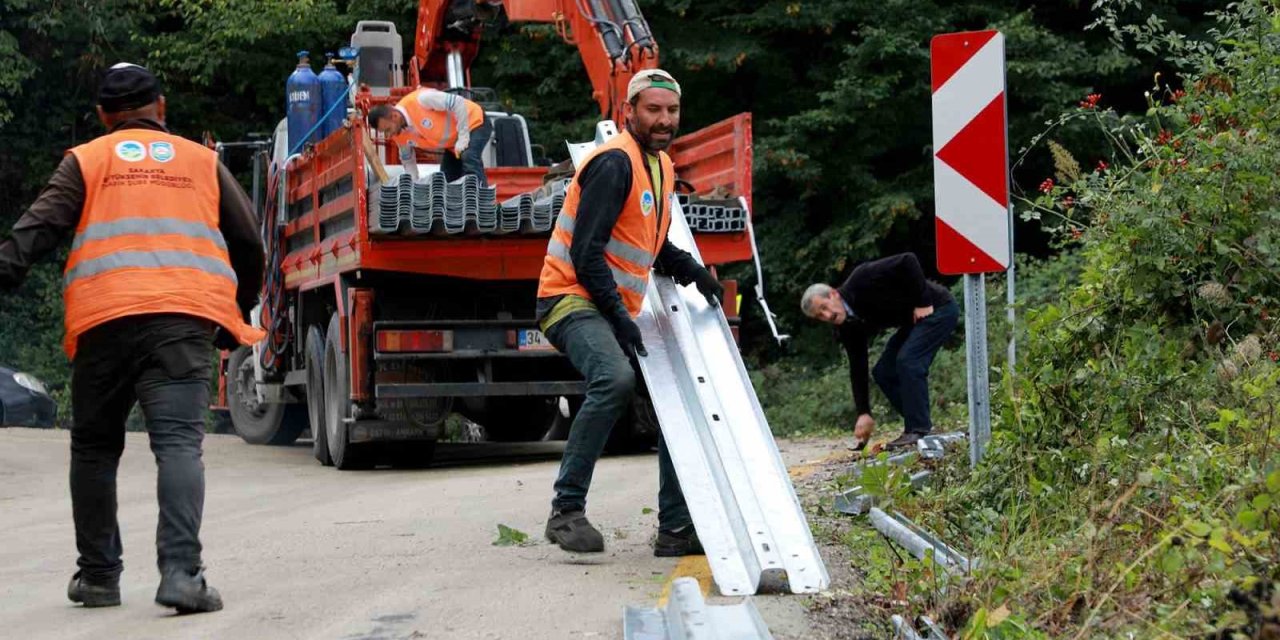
774, 3, 1280, 637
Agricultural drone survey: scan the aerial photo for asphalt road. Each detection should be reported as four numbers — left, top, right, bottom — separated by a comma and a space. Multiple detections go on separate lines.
0, 428, 834, 639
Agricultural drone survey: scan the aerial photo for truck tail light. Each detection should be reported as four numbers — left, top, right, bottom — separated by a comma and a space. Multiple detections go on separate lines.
376, 330, 454, 353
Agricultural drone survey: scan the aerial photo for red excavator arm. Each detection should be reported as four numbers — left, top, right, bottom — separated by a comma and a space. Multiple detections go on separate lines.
409, 0, 752, 215
413, 0, 657, 125
503, 0, 658, 125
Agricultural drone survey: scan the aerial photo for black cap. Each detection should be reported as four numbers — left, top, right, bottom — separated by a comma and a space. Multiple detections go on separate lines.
98, 63, 160, 113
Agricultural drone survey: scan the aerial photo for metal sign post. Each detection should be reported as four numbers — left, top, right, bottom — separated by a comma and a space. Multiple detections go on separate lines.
1007, 207, 1016, 373
930, 30, 1011, 467
963, 274, 991, 466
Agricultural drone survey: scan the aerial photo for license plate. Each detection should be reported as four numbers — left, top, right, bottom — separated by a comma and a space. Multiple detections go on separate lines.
518, 329, 555, 351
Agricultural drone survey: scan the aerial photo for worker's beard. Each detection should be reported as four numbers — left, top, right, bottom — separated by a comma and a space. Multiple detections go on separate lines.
627, 121, 677, 154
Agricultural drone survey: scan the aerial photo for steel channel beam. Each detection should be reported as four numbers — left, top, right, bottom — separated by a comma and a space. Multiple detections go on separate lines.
868, 508, 971, 573
833, 470, 933, 516
623, 577, 774, 640
636, 197, 829, 596
375, 381, 586, 398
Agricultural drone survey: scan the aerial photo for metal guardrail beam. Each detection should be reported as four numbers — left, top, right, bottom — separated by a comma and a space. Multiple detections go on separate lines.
893, 614, 950, 640
636, 198, 830, 596
868, 508, 972, 573
892, 615, 927, 640
834, 470, 933, 516
623, 578, 774, 640
835, 432, 966, 514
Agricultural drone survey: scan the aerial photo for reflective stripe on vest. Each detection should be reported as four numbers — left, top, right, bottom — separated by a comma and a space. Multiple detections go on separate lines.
545, 237, 648, 297
62, 128, 265, 359
70, 217, 229, 252
65, 250, 238, 287
553, 214, 655, 270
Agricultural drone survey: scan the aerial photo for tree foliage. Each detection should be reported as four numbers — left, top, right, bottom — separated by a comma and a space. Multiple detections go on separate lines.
0, 1, 1231, 407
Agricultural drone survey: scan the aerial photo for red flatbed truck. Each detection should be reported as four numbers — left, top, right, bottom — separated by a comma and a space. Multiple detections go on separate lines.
216, 0, 756, 469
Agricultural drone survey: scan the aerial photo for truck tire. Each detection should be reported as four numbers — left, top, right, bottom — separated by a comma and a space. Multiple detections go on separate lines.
227, 346, 307, 445
324, 313, 373, 470
305, 326, 332, 466
605, 391, 661, 454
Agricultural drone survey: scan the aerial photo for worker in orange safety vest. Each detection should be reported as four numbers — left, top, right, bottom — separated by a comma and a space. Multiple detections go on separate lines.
367, 87, 492, 187
0, 62, 265, 614
536, 69, 724, 556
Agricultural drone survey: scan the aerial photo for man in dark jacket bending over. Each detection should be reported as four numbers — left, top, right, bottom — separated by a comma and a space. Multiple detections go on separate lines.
801, 253, 958, 450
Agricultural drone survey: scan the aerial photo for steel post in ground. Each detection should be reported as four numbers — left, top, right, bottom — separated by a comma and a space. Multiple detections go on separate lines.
1007, 203, 1016, 374
964, 273, 990, 467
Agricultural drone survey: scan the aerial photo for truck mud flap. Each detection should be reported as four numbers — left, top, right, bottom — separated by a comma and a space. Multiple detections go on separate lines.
635, 200, 830, 596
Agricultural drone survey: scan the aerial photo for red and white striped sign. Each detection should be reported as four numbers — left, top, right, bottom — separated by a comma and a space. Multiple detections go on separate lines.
931, 30, 1010, 275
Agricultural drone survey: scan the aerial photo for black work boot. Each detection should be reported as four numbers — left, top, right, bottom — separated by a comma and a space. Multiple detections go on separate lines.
67, 571, 121, 608
884, 431, 926, 450
654, 525, 704, 557
155, 566, 223, 614
545, 509, 605, 553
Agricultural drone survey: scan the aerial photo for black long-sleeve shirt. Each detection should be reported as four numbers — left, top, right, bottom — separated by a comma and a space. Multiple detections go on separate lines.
836, 253, 954, 415
536, 133, 704, 322
0, 119, 265, 319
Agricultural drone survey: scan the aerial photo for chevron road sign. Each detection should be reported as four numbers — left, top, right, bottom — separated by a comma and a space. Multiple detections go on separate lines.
930, 30, 1013, 465
931, 29, 1011, 274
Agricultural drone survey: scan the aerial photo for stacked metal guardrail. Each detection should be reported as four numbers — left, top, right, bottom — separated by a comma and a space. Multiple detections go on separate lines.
680, 195, 747, 233
369, 172, 506, 235
371, 175, 747, 236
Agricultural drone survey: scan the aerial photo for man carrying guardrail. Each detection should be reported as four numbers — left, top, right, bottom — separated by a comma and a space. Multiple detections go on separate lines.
535, 69, 723, 556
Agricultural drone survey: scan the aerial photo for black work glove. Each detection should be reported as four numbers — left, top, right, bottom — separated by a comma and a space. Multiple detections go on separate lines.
692, 268, 724, 308
608, 310, 648, 358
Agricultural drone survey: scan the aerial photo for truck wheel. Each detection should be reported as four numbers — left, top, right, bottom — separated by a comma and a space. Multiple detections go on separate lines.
324, 314, 373, 470
305, 326, 332, 466
605, 391, 661, 454
227, 346, 307, 445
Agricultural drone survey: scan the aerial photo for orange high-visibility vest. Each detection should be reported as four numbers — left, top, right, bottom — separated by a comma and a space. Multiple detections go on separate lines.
537, 132, 675, 317
391, 89, 485, 151
63, 129, 266, 358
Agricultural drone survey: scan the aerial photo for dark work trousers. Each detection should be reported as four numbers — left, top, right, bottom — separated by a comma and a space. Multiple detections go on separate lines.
544, 309, 692, 533
70, 314, 214, 583
871, 301, 960, 435
440, 116, 493, 188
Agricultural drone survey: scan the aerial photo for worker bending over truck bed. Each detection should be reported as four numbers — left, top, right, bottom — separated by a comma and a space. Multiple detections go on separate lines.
367, 87, 493, 187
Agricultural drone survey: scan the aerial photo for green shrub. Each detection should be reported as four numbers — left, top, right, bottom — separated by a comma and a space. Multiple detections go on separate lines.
831, 3, 1280, 636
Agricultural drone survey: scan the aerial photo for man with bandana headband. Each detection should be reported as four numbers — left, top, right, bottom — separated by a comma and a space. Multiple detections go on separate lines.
536, 69, 723, 555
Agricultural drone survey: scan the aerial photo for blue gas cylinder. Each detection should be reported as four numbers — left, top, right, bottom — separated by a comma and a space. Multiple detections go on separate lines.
286, 50, 321, 152
317, 53, 347, 140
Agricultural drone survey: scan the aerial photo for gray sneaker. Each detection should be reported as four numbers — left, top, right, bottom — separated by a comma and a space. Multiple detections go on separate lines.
545, 509, 605, 553
155, 567, 223, 614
